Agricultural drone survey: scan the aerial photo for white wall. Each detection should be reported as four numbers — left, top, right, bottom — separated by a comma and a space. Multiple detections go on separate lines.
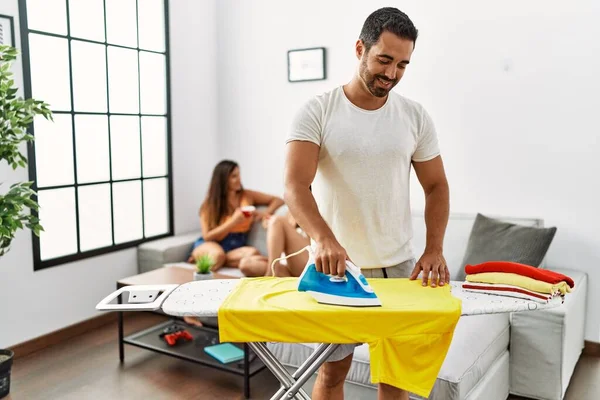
216, 0, 600, 341
0, 0, 218, 348
170, 0, 219, 234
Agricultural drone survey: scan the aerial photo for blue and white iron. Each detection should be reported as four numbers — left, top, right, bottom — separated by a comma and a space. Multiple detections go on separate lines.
272, 245, 381, 307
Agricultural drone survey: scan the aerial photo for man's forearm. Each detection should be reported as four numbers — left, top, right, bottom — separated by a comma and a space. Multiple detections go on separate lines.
424, 182, 450, 252
284, 183, 335, 243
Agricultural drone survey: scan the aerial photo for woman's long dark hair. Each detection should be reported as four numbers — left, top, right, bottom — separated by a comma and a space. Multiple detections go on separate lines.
201, 160, 242, 231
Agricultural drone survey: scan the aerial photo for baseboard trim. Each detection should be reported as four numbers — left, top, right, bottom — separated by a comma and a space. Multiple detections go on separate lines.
584, 340, 600, 357
8, 313, 119, 359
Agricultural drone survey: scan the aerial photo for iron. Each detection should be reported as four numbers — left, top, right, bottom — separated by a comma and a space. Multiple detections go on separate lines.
272, 245, 381, 307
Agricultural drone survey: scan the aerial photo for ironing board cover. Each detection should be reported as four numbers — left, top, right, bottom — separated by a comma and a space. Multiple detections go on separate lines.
161, 278, 563, 318
159, 277, 563, 398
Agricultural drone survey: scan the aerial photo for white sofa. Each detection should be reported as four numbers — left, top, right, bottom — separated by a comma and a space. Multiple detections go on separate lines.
137, 211, 588, 400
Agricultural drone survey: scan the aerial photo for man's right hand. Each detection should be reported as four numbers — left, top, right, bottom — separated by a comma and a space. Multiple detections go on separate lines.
313, 238, 349, 277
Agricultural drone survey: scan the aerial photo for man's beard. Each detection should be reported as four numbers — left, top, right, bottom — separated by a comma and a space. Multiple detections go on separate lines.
359, 57, 397, 98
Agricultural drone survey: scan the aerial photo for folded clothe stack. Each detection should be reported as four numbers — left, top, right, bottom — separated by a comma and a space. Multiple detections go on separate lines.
463, 261, 574, 304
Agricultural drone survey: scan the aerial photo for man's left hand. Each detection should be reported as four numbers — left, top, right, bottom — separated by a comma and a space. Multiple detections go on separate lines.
410, 250, 450, 288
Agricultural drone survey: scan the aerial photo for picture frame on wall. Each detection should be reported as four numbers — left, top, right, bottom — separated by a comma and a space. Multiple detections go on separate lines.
287, 47, 326, 83
0, 14, 15, 47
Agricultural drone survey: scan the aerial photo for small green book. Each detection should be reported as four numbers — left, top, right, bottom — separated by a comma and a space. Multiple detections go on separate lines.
204, 343, 244, 363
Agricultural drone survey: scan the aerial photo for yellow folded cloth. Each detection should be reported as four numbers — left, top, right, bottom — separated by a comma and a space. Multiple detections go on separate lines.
218, 277, 461, 398
466, 272, 571, 294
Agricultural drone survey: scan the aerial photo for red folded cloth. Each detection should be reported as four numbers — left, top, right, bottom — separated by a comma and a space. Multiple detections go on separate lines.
464, 261, 575, 288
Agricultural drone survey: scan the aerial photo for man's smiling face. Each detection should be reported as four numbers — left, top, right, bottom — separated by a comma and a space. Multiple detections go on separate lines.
357, 30, 414, 98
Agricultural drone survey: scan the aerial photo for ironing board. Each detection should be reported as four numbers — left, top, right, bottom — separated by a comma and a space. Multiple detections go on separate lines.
97, 279, 563, 400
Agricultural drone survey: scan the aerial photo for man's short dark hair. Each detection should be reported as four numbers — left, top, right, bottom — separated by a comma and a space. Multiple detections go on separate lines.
359, 7, 418, 53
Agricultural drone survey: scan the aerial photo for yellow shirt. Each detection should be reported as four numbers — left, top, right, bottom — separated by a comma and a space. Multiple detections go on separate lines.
466, 272, 571, 294
218, 277, 462, 397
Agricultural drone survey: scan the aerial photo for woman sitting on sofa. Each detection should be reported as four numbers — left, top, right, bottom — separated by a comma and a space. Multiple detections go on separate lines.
188, 159, 284, 277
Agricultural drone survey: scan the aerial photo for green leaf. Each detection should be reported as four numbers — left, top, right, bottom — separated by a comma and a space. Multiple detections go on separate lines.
23, 199, 38, 209
0, 44, 52, 256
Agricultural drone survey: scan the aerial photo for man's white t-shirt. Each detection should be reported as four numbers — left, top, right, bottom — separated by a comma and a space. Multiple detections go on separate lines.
286, 86, 440, 269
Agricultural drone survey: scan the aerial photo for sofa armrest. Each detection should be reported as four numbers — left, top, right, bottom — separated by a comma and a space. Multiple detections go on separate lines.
509, 267, 588, 400
137, 231, 200, 273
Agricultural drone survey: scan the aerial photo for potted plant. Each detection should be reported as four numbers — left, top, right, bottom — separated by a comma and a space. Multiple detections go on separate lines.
0, 44, 52, 399
0, 350, 13, 399
194, 254, 215, 281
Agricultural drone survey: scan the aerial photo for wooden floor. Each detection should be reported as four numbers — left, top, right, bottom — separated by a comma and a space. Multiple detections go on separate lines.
8, 314, 279, 400
6, 313, 600, 400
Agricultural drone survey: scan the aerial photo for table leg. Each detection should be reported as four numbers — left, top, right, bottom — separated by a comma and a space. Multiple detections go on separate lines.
244, 343, 250, 399
118, 311, 124, 362
117, 285, 124, 363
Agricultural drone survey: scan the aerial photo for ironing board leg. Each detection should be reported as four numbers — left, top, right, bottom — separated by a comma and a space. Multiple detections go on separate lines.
247, 343, 310, 400
270, 343, 338, 400
293, 344, 338, 379
248, 342, 339, 400
281, 344, 339, 399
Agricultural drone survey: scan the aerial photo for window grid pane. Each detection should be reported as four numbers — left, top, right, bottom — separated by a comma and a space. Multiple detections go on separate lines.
71, 40, 108, 113
26, 0, 68, 36
37, 187, 78, 260
78, 184, 113, 251
112, 180, 144, 244
74, 115, 110, 184
110, 115, 141, 180
141, 116, 168, 177
138, 0, 165, 52
33, 114, 75, 188
28, 33, 72, 112
22, 0, 171, 268
139, 52, 167, 115
107, 46, 140, 114
105, 0, 138, 48
68, 0, 105, 42
143, 177, 169, 237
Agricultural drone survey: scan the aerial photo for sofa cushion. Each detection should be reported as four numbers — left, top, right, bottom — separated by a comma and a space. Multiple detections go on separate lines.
459, 213, 557, 280
137, 231, 200, 273
267, 312, 509, 400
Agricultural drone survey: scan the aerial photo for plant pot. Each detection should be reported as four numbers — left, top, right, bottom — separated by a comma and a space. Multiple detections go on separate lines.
0, 349, 14, 399
194, 271, 213, 281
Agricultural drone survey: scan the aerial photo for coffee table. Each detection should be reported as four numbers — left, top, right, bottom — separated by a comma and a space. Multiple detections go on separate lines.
116, 266, 265, 399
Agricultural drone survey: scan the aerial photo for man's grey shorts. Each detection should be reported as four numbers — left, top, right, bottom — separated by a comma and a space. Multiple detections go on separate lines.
326, 258, 417, 363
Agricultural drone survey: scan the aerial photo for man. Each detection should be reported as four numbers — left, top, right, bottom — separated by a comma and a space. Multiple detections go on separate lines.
283, 7, 450, 400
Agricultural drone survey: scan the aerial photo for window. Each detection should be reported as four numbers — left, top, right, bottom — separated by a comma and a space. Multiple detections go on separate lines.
18, 0, 173, 270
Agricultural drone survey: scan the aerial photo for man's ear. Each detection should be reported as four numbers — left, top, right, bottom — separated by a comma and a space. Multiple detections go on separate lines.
355, 39, 364, 60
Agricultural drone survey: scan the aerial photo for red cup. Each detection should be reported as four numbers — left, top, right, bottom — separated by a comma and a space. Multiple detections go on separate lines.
241, 205, 256, 217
